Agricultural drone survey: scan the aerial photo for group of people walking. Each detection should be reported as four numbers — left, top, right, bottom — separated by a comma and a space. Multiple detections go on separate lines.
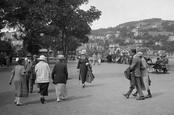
9, 54, 69, 105
8, 48, 153, 106
92, 53, 102, 65
123, 49, 152, 100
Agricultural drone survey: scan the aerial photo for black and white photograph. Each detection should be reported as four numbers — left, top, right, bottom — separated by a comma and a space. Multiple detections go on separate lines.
0, 0, 174, 115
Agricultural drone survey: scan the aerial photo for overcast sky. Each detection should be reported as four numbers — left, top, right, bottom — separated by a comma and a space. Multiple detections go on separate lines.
81, 0, 174, 30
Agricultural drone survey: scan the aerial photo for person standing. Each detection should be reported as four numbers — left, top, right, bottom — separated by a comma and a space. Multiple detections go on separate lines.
35, 55, 51, 104
24, 53, 34, 93
97, 53, 102, 65
92, 53, 97, 65
9, 58, 28, 106
77, 51, 91, 88
51, 55, 68, 102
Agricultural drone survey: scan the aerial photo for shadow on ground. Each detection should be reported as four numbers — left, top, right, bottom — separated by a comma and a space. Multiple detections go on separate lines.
0, 91, 14, 108
25, 95, 92, 105
85, 84, 105, 88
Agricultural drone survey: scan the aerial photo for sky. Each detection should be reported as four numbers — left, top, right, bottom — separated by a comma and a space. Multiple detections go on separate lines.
80, 0, 174, 30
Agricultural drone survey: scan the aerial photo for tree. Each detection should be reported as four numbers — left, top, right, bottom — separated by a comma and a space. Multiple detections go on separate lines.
1, 0, 101, 62
49, 0, 101, 59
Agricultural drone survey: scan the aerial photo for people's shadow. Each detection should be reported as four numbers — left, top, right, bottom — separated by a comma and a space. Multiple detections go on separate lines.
151, 92, 163, 98
0, 91, 14, 108
85, 84, 104, 88
25, 95, 92, 105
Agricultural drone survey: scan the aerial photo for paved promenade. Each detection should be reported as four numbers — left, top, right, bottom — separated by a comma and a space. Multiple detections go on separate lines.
0, 62, 174, 115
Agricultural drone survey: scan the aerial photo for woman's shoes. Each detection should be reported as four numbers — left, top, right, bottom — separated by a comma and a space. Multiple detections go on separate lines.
145, 94, 152, 98
40, 97, 45, 104
123, 94, 129, 98
82, 84, 85, 88
57, 98, 60, 102
136, 96, 145, 100
16, 103, 23, 106
132, 93, 137, 97
61, 96, 67, 100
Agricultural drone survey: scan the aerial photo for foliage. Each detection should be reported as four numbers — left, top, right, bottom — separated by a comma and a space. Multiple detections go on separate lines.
0, 0, 101, 60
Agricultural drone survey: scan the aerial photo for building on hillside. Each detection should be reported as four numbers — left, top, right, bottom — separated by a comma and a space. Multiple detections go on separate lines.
168, 36, 174, 41
155, 41, 163, 46
106, 34, 112, 39
134, 39, 143, 46
115, 31, 120, 38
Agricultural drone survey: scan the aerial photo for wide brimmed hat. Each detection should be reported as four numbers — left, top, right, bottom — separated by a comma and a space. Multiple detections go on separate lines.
136, 52, 143, 57
81, 50, 86, 55
58, 55, 65, 60
38, 55, 46, 61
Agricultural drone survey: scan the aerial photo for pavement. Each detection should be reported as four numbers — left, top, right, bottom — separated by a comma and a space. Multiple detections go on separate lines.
0, 62, 174, 115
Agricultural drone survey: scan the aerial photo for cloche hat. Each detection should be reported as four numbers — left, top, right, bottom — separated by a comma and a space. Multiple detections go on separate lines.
38, 55, 46, 61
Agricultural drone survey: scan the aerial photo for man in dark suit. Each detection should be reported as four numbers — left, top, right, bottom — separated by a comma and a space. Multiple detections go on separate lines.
130, 52, 145, 100
24, 53, 35, 93
51, 55, 68, 102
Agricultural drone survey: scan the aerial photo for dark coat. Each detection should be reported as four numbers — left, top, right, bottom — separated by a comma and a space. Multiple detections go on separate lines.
77, 58, 90, 83
130, 55, 142, 77
51, 61, 68, 84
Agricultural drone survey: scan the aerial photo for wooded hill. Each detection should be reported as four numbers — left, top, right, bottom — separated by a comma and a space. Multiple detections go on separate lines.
91, 18, 174, 37
89, 18, 174, 53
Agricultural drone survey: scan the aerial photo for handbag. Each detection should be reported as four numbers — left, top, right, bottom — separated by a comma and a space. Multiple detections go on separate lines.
124, 67, 131, 80
86, 67, 95, 83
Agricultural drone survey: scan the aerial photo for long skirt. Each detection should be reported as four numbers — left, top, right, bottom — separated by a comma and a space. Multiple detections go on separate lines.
54, 83, 67, 98
39, 83, 49, 96
14, 79, 28, 97
143, 75, 150, 90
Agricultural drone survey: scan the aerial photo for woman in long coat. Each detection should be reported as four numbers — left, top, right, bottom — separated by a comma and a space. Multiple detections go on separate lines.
35, 55, 51, 104
52, 55, 68, 102
77, 51, 91, 88
141, 55, 152, 98
9, 58, 28, 106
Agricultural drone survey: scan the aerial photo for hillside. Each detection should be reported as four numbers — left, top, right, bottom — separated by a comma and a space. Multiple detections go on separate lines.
91, 18, 174, 37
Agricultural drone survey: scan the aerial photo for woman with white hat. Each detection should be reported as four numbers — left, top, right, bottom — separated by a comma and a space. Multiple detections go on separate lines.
35, 55, 51, 104
77, 50, 91, 88
51, 55, 68, 102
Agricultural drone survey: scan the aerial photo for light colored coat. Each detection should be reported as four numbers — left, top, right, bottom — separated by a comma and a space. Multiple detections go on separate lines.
141, 57, 150, 90
35, 61, 50, 83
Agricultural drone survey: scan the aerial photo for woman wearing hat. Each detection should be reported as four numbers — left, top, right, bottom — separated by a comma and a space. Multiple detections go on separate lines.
9, 58, 28, 106
51, 55, 68, 102
35, 55, 51, 104
77, 50, 91, 88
